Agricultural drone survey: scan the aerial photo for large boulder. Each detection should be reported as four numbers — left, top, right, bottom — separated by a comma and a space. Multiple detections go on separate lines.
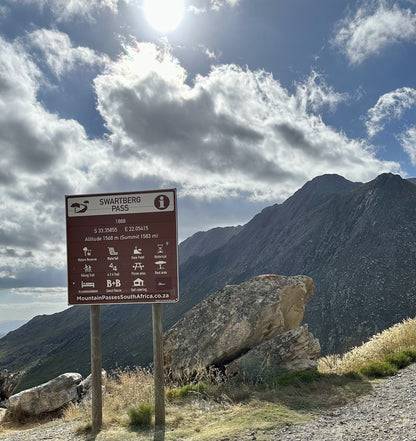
164, 274, 314, 380
226, 324, 321, 382
7, 373, 82, 416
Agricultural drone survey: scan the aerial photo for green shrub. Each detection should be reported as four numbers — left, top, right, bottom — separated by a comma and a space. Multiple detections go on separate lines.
273, 370, 322, 387
343, 371, 361, 380
385, 352, 412, 369
166, 383, 206, 400
359, 361, 397, 378
401, 349, 416, 362
127, 403, 154, 429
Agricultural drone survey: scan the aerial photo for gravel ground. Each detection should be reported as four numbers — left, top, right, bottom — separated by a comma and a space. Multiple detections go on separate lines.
0, 420, 83, 441
236, 362, 416, 441
0, 363, 415, 441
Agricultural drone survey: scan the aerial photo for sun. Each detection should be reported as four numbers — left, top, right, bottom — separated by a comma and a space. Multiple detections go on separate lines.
144, 0, 184, 33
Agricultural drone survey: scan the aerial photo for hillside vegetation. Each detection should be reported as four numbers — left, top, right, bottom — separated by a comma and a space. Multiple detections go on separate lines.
319, 317, 416, 375
3, 318, 413, 441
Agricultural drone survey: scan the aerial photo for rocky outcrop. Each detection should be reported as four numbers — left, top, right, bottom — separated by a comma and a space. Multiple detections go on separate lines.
164, 274, 318, 380
0, 370, 24, 400
226, 324, 321, 381
77, 369, 107, 401
7, 373, 82, 416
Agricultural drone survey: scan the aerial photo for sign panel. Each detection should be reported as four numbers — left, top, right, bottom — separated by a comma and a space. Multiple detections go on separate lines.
65, 189, 178, 305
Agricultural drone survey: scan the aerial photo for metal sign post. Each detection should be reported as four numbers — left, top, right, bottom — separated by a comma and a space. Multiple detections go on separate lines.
90, 305, 102, 434
152, 303, 165, 440
65, 189, 178, 435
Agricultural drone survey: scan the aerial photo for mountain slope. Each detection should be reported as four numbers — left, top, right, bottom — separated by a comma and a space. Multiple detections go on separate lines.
1, 173, 415, 389
178, 225, 243, 265
178, 173, 416, 353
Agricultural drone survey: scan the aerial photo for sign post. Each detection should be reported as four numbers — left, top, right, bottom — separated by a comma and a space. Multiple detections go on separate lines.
90, 305, 102, 434
65, 189, 178, 435
152, 303, 165, 439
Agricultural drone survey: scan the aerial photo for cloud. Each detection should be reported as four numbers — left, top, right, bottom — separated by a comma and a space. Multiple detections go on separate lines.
0, 287, 69, 321
27, 29, 107, 77
398, 127, 416, 166
0, 5, 9, 18
0, 35, 110, 279
333, 1, 416, 65
7, 0, 118, 21
0, 35, 402, 291
189, 0, 240, 14
95, 41, 399, 201
9, 287, 68, 299
210, 0, 241, 10
295, 71, 349, 113
365, 87, 416, 137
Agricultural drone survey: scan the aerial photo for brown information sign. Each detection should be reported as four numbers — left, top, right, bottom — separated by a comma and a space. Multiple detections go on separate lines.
65, 189, 178, 305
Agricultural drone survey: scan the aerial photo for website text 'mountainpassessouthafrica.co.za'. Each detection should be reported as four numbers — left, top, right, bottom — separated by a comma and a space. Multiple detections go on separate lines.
76, 293, 170, 302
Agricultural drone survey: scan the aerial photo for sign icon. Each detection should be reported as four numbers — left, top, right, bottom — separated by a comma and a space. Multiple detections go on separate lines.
133, 262, 144, 270
109, 262, 118, 271
81, 281, 95, 288
154, 195, 169, 210
157, 244, 164, 254
108, 247, 118, 256
83, 247, 92, 257
84, 264, 92, 273
107, 279, 121, 287
71, 201, 89, 214
133, 278, 145, 287
133, 246, 142, 255
155, 260, 167, 270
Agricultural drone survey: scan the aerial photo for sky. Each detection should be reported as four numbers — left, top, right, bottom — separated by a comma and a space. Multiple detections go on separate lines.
0, 0, 415, 328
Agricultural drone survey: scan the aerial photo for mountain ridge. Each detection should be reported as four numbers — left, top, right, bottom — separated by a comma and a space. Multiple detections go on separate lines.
1, 172, 415, 390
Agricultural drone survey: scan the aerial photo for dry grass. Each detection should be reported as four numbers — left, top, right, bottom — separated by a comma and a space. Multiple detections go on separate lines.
63, 366, 155, 429
318, 317, 416, 375
62, 365, 372, 441
26, 317, 416, 440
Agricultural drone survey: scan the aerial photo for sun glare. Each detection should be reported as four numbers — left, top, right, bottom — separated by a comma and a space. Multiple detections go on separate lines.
144, 0, 184, 33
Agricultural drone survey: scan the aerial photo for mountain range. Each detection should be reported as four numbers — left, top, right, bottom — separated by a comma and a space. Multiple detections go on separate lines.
1, 173, 415, 390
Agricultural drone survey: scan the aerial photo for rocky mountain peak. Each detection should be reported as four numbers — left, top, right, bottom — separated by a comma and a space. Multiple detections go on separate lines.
282, 174, 361, 218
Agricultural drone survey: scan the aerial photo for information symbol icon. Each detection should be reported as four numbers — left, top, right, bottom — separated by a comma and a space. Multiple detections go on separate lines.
154, 195, 170, 210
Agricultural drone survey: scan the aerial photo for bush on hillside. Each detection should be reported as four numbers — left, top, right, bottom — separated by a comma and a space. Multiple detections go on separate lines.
127, 402, 154, 429
385, 352, 412, 369
359, 361, 397, 378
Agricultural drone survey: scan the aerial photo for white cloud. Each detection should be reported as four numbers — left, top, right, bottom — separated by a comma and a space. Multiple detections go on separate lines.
0, 295, 69, 321
398, 127, 416, 166
333, 1, 416, 65
0, 37, 403, 290
198, 44, 220, 60
189, 0, 240, 14
210, 0, 240, 10
365, 87, 416, 137
51, 0, 118, 19
95, 41, 399, 201
7, 0, 118, 21
0, 35, 110, 278
0, 5, 9, 18
295, 71, 349, 114
27, 29, 107, 77
10, 287, 68, 299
